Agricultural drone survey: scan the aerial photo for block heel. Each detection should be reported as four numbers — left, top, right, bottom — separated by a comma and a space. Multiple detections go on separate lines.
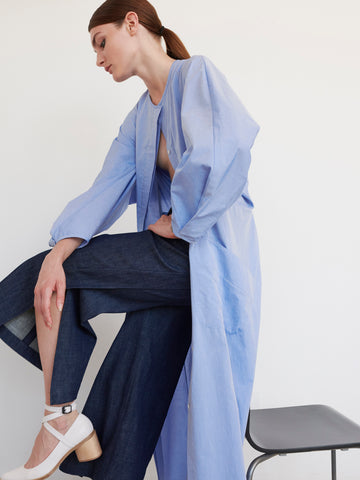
75, 430, 102, 462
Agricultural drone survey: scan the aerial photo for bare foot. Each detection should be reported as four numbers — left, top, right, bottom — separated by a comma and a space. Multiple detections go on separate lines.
24, 409, 79, 469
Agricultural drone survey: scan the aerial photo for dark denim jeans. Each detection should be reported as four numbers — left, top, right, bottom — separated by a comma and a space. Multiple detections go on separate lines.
50, 229, 191, 403
0, 229, 192, 479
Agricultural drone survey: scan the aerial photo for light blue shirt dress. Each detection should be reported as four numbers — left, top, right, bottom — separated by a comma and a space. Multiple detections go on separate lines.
49, 54, 261, 480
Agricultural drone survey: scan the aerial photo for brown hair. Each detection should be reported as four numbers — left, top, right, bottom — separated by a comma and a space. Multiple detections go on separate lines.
88, 0, 190, 60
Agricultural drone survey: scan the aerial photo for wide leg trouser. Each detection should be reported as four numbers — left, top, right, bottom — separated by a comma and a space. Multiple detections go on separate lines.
0, 229, 192, 479
50, 229, 191, 404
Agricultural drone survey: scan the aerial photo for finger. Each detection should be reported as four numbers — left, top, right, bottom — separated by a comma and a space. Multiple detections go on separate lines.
42, 287, 53, 326
34, 287, 52, 329
40, 295, 52, 329
34, 291, 49, 328
42, 303, 52, 328
56, 283, 66, 312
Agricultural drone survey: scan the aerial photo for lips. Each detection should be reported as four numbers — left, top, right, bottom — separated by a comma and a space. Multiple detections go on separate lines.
105, 65, 112, 73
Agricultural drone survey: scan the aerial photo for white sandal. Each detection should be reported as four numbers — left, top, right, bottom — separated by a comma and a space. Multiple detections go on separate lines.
0, 400, 102, 480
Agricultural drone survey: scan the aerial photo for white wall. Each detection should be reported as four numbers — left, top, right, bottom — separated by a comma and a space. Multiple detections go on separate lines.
0, 0, 359, 478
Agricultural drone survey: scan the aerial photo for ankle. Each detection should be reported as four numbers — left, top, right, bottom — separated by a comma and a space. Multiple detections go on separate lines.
45, 410, 79, 431
44, 408, 78, 417
43, 401, 79, 428
44, 400, 77, 415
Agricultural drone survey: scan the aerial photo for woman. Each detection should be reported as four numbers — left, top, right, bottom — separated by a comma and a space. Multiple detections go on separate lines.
0, 0, 261, 479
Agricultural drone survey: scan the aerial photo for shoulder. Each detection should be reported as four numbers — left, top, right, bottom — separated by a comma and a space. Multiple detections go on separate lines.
179, 54, 216, 78
177, 54, 229, 91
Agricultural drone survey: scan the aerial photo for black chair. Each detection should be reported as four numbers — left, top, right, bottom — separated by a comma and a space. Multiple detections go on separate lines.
245, 404, 360, 479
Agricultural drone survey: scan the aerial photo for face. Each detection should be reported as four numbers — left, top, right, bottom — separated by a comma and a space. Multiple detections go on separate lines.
90, 22, 137, 82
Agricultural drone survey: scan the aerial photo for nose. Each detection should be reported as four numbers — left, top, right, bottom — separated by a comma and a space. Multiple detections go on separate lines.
96, 52, 105, 68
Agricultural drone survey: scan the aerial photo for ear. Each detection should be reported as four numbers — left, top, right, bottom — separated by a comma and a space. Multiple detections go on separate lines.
124, 11, 139, 35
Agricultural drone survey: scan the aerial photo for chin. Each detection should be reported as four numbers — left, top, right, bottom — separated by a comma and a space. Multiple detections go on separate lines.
111, 71, 123, 83
113, 69, 135, 83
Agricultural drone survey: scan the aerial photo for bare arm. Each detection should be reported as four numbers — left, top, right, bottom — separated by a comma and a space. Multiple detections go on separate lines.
34, 237, 84, 329
49, 237, 84, 263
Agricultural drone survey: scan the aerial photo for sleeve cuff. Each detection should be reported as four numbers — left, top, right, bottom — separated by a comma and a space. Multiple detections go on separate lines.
48, 236, 89, 249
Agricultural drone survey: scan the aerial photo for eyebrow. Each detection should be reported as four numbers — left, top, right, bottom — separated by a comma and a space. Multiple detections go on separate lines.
92, 32, 101, 50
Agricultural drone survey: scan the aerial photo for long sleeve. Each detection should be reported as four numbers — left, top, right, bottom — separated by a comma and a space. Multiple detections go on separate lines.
49, 103, 137, 249
170, 55, 260, 243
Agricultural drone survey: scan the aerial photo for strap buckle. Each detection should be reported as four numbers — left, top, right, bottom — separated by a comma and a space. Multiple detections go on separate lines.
62, 404, 73, 414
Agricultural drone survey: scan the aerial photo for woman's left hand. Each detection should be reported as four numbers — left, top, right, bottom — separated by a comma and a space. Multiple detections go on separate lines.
147, 214, 179, 239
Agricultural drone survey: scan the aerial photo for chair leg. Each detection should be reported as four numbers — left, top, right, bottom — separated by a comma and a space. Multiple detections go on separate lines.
331, 449, 337, 480
246, 453, 279, 480
247, 450, 340, 479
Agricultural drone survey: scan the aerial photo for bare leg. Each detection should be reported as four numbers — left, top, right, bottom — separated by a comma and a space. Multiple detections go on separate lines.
24, 292, 79, 468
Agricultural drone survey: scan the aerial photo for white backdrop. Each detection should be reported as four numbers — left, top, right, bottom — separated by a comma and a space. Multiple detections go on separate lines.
0, 0, 359, 478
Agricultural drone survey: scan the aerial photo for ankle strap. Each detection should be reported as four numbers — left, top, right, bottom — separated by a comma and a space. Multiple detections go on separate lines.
41, 400, 78, 448
43, 400, 77, 422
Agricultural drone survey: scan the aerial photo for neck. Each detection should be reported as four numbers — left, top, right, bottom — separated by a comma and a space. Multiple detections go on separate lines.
135, 50, 176, 105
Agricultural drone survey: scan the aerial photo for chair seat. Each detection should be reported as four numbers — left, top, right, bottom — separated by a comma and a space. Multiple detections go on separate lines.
246, 404, 360, 454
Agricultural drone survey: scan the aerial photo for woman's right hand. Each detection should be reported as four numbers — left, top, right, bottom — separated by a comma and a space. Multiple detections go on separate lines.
34, 252, 66, 329
33, 237, 84, 328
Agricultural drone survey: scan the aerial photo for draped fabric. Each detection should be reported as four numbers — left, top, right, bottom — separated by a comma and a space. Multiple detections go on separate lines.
1, 55, 261, 479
